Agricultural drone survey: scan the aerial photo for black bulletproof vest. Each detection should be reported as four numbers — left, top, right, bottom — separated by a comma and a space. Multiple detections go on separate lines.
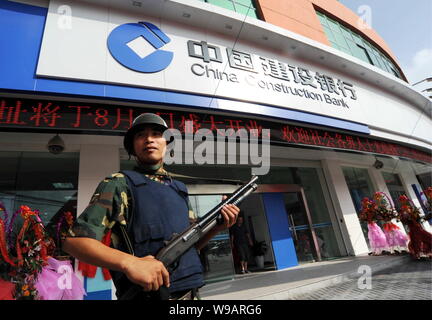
112, 170, 204, 295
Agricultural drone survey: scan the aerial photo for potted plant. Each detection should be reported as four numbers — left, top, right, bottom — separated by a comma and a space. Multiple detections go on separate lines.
252, 241, 267, 269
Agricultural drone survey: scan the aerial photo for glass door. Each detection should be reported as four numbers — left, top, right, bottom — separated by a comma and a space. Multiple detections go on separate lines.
284, 191, 322, 263
188, 194, 236, 283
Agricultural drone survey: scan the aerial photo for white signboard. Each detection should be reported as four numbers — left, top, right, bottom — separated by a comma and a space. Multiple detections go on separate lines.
35, 0, 432, 148
37, 2, 360, 112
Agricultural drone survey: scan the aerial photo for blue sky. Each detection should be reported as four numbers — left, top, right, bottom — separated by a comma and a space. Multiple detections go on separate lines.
339, 0, 432, 87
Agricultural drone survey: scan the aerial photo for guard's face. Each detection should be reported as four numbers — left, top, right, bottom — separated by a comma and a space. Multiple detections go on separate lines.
133, 126, 167, 165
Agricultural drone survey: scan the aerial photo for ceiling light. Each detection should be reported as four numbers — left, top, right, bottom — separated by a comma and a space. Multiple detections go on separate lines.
182, 12, 191, 18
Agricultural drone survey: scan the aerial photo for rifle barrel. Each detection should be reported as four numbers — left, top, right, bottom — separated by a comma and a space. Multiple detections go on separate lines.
197, 175, 258, 228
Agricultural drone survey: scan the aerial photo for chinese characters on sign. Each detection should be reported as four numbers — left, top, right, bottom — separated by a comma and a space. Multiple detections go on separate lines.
187, 40, 357, 108
0, 98, 430, 164
0, 99, 134, 130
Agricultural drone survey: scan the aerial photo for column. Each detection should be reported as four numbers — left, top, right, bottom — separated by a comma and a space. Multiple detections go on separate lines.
321, 160, 369, 256
397, 162, 432, 233
368, 168, 407, 234
77, 143, 120, 300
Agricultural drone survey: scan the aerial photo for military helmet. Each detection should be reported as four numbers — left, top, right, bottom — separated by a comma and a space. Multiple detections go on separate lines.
123, 113, 169, 155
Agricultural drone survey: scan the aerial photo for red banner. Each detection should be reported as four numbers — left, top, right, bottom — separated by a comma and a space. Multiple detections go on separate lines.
0, 97, 430, 163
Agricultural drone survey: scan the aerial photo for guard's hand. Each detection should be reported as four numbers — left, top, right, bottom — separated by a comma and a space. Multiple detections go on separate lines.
219, 195, 240, 229
123, 255, 170, 291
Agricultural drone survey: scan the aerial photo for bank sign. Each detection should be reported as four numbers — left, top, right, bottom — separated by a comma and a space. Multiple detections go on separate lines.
105, 21, 356, 109
107, 22, 174, 73
36, 3, 364, 124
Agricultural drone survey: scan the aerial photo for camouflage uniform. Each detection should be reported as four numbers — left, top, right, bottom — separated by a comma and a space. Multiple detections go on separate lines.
67, 166, 197, 250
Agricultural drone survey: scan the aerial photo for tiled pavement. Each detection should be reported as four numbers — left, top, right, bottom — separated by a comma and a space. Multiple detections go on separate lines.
289, 259, 432, 300
200, 254, 431, 300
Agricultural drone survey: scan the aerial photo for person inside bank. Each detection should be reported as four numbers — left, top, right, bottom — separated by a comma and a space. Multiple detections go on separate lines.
62, 113, 240, 300
230, 215, 254, 274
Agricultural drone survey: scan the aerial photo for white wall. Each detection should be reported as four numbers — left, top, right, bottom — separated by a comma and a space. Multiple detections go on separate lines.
77, 141, 120, 300
77, 144, 120, 216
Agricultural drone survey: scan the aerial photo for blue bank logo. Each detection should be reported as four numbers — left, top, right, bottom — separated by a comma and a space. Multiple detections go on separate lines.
107, 22, 173, 73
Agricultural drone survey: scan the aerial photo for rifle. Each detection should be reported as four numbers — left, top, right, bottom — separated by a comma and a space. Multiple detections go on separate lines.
118, 175, 259, 300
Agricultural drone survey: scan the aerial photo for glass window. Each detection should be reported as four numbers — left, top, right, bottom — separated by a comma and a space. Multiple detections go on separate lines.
316, 10, 402, 79
416, 172, 432, 191
340, 25, 353, 40
390, 67, 400, 78
291, 228, 317, 263
382, 172, 406, 210
330, 42, 340, 50
285, 192, 309, 226
234, 0, 255, 6
342, 166, 374, 248
295, 168, 341, 260
207, 0, 235, 11
283, 167, 342, 261
323, 26, 336, 42
370, 54, 381, 67
0, 151, 79, 245
327, 19, 341, 33
333, 32, 349, 49
371, 53, 383, 69
346, 39, 358, 53
314, 225, 341, 260
379, 54, 391, 72
339, 45, 352, 55
203, 0, 259, 19
234, 3, 258, 18
342, 167, 374, 213
351, 45, 371, 63
316, 12, 328, 26
362, 39, 373, 51
359, 45, 374, 65
351, 32, 364, 46
372, 47, 382, 58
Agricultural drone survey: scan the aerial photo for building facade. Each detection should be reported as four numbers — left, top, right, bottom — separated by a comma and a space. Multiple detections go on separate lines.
0, 0, 431, 299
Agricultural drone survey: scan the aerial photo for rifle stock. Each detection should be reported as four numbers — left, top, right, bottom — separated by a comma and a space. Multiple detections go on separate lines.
119, 175, 259, 300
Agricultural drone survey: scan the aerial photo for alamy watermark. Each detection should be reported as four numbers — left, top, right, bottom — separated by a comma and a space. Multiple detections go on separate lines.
357, 265, 372, 290
357, 5, 372, 30
163, 121, 271, 175
57, 5, 73, 30
57, 264, 73, 290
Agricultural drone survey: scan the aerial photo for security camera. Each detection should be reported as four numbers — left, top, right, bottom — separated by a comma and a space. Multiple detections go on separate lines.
47, 134, 65, 155
373, 159, 384, 169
